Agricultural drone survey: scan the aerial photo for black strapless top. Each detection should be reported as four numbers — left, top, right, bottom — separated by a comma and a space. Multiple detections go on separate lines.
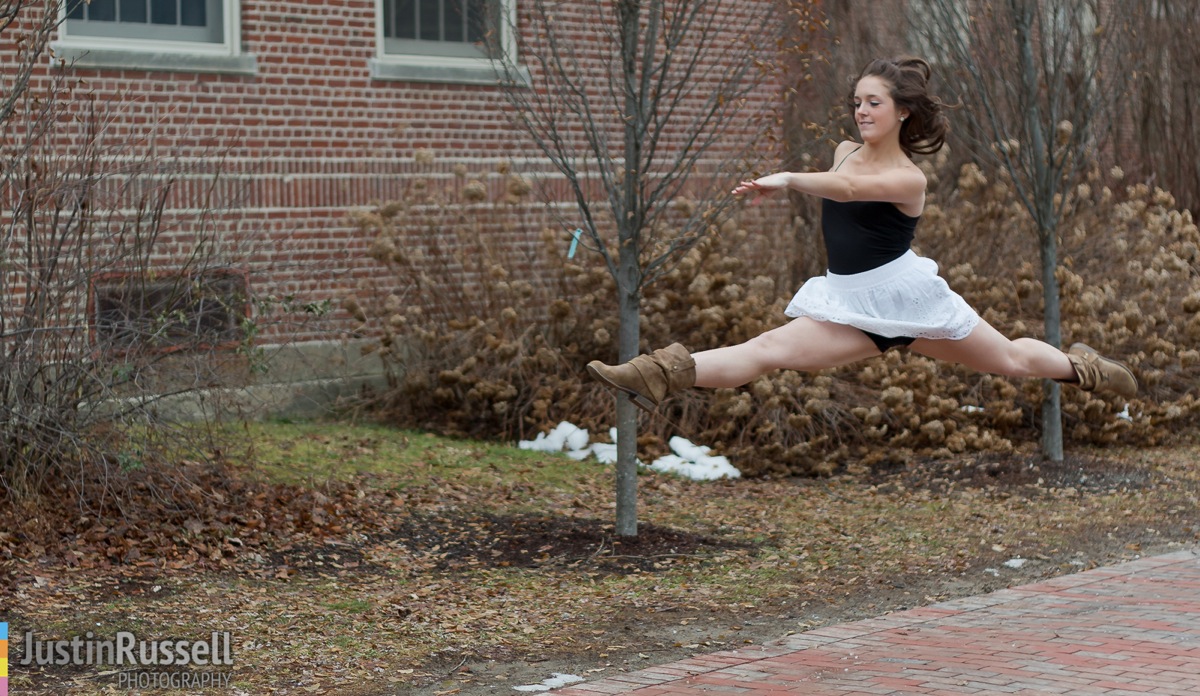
821, 198, 919, 275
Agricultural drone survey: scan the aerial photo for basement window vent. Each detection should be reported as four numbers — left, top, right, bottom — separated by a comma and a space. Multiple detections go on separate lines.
92, 271, 249, 351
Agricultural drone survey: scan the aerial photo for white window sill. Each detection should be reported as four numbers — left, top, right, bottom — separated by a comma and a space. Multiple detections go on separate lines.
368, 58, 530, 87
52, 44, 258, 76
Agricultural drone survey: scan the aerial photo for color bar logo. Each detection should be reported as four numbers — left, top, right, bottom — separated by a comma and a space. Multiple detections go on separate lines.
1, 622, 8, 696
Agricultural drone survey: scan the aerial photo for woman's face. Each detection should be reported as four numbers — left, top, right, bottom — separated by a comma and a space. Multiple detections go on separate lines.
853, 75, 907, 144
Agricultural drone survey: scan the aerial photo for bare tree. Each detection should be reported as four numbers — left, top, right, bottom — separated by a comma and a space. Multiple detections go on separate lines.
908, 0, 1135, 461
1, 1, 267, 502
496, 0, 791, 535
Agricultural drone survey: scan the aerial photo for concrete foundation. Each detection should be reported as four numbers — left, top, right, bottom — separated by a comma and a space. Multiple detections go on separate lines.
104, 340, 389, 422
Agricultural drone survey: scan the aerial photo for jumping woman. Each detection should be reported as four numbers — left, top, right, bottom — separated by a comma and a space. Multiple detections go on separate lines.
587, 56, 1136, 411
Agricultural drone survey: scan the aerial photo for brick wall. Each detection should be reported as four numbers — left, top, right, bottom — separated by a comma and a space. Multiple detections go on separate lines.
1, 0, 785, 346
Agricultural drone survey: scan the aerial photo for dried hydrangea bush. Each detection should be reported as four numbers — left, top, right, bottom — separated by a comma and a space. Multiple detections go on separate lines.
348, 154, 1199, 477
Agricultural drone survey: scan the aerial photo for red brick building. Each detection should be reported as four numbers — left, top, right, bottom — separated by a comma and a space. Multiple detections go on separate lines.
17, 0, 782, 347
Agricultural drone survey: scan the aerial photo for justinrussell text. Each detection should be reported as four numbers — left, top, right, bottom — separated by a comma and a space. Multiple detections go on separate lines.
19, 631, 233, 666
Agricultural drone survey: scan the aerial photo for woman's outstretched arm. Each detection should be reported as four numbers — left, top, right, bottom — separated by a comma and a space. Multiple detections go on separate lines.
732, 166, 926, 207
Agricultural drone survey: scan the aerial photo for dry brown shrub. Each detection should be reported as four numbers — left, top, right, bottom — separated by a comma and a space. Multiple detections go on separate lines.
351, 155, 1199, 477
345, 162, 618, 444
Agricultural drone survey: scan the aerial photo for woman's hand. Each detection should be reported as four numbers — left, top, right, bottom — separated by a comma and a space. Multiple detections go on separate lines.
731, 173, 792, 200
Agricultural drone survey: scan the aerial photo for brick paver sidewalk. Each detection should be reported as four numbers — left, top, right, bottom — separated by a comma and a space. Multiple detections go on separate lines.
556, 549, 1200, 695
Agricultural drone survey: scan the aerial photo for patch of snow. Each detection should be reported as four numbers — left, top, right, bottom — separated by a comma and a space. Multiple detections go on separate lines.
647, 436, 740, 481
513, 673, 585, 692
1004, 557, 1028, 569
518, 421, 588, 453
588, 442, 619, 465
518, 423, 740, 480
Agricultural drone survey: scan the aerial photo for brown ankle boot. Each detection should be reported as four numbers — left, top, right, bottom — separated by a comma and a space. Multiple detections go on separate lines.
586, 343, 696, 412
1063, 343, 1137, 399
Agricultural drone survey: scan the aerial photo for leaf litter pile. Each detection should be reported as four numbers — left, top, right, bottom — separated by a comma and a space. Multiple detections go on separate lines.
3, 425, 1199, 695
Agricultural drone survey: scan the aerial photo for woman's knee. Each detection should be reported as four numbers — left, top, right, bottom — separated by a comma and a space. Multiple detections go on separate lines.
742, 331, 790, 370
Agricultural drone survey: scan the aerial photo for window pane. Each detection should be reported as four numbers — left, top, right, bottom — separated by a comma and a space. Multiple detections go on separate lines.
444, 0, 464, 42
382, 0, 504, 57
467, 0, 485, 43
181, 0, 206, 27
392, 0, 415, 39
90, 0, 117, 21
150, 0, 177, 25
65, 0, 221, 42
93, 273, 249, 351
119, 0, 148, 23
419, 0, 440, 40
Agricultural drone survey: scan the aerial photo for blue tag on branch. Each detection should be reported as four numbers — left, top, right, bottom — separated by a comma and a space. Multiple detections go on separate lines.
568, 228, 582, 259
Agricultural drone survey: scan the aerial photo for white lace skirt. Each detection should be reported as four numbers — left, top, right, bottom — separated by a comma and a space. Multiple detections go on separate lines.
784, 250, 980, 340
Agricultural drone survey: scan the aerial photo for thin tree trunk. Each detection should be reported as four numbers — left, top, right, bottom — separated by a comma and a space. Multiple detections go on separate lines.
1039, 225, 1064, 461
1012, 0, 1064, 461
614, 397, 640, 536
614, 265, 640, 537
613, 0, 645, 537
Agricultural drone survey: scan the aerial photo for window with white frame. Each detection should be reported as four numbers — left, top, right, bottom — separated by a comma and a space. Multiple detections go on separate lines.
372, 0, 523, 84
381, 0, 501, 59
65, 0, 224, 43
56, 0, 253, 74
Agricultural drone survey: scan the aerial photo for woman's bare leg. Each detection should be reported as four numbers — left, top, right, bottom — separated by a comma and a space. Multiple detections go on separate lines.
694, 317, 881, 388
909, 319, 1075, 380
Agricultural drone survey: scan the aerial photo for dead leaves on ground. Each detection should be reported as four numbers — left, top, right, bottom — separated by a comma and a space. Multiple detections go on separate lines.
3, 443, 1200, 694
